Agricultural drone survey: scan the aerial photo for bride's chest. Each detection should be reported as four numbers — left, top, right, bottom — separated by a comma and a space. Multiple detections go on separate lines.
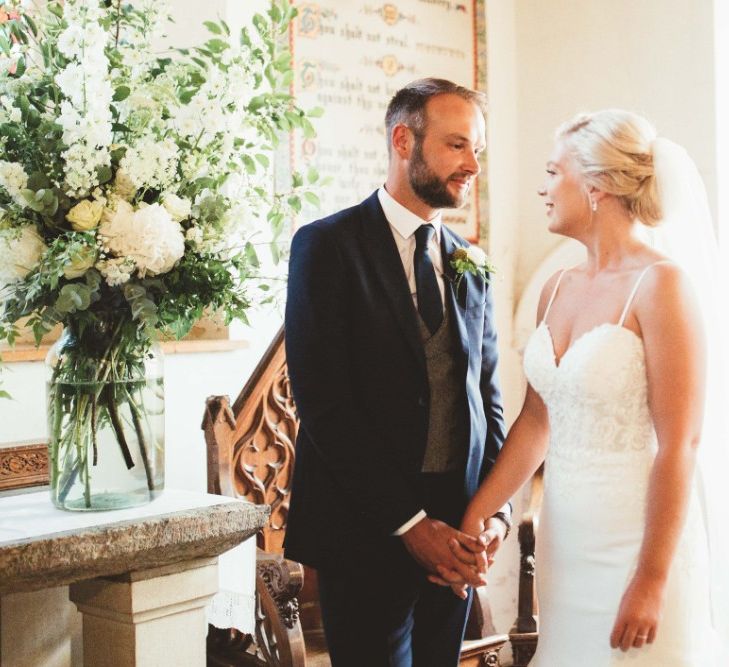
524, 322, 648, 404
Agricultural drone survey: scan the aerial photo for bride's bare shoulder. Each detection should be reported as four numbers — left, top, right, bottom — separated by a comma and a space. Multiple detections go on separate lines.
636, 260, 698, 322
536, 265, 583, 323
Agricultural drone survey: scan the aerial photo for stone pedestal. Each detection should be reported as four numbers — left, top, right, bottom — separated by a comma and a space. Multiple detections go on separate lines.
70, 558, 218, 667
0, 489, 270, 666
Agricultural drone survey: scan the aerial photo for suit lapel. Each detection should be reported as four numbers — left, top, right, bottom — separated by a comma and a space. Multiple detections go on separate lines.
359, 192, 427, 374
440, 227, 470, 360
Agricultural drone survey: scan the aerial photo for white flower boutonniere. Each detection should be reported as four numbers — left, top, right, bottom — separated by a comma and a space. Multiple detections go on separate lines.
450, 245, 496, 291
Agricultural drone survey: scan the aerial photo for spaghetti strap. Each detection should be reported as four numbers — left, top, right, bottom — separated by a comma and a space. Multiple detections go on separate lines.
618, 260, 674, 326
542, 269, 568, 323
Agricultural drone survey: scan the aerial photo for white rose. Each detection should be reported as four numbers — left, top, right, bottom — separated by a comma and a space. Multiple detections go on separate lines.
63, 246, 97, 279
465, 245, 487, 266
66, 199, 104, 231
162, 193, 192, 222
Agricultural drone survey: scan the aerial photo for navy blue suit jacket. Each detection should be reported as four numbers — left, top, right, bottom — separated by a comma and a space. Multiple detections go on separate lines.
283, 191, 506, 568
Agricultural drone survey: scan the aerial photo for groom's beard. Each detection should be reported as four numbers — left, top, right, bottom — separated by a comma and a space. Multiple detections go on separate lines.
408, 140, 470, 209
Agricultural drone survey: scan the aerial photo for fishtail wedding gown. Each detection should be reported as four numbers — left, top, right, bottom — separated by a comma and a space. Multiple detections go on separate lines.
523, 264, 716, 666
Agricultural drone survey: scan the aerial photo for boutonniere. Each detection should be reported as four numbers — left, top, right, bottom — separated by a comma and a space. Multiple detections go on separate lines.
449, 245, 496, 291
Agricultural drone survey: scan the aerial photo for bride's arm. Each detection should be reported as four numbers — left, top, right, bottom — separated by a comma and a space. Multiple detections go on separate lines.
610, 263, 706, 652
460, 270, 563, 534
432, 272, 557, 590
461, 384, 550, 532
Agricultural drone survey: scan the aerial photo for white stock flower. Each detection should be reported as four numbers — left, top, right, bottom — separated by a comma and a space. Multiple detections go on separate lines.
96, 257, 134, 287
185, 225, 203, 247
57, 25, 85, 58
120, 137, 179, 191
0, 225, 47, 284
0, 97, 20, 124
219, 172, 245, 200
55, 1, 113, 197
99, 201, 185, 277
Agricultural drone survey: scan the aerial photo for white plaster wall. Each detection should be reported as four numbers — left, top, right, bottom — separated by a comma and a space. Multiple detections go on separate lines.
511, 0, 717, 300
481, 0, 524, 657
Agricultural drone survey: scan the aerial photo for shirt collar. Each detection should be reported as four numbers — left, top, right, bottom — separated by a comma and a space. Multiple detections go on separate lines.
377, 186, 442, 242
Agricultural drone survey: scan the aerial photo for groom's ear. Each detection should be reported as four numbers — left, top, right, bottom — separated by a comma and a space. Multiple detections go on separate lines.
391, 123, 414, 159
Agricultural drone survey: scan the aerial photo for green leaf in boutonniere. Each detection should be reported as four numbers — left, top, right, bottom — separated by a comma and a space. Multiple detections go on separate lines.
449, 245, 496, 292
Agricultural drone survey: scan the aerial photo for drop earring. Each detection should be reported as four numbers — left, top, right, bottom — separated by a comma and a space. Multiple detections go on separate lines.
590, 199, 597, 212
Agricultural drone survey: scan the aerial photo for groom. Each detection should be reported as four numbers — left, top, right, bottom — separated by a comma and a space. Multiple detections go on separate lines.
284, 78, 509, 667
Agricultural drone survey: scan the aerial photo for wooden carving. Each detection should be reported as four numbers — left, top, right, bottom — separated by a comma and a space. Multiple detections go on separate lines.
0, 442, 49, 491
204, 327, 308, 667
204, 327, 296, 554
509, 464, 544, 667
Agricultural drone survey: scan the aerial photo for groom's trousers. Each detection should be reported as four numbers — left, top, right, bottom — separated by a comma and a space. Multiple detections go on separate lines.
316, 470, 472, 667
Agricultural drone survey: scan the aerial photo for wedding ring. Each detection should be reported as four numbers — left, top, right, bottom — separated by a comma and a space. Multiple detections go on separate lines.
636, 634, 648, 640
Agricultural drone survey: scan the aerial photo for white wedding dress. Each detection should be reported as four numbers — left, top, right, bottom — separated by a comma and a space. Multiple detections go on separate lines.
523, 265, 717, 666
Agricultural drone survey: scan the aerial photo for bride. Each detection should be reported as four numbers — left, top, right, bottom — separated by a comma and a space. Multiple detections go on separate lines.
437, 109, 727, 664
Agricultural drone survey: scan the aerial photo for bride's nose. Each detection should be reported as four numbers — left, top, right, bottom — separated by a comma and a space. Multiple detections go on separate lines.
537, 187, 546, 197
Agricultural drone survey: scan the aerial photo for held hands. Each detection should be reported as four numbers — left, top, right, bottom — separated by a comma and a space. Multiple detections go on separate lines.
610, 572, 667, 651
426, 514, 508, 598
400, 517, 488, 590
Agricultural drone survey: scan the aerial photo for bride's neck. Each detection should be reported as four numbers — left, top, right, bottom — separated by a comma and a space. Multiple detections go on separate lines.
581, 216, 644, 273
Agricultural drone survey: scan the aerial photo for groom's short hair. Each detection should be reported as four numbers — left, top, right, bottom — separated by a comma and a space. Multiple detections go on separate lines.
385, 78, 487, 155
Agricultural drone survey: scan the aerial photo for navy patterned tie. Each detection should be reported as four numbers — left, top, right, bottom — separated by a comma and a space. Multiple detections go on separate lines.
414, 224, 443, 334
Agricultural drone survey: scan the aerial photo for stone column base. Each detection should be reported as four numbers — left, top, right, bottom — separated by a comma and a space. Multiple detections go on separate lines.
70, 557, 218, 667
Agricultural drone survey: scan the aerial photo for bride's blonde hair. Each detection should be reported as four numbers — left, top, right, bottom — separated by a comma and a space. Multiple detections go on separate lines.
556, 109, 662, 227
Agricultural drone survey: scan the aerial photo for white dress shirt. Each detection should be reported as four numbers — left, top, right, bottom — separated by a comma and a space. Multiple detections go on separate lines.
377, 186, 446, 312
377, 187, 509, 537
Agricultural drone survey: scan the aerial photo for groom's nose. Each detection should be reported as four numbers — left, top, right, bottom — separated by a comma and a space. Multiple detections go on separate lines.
462, 149, 480, 175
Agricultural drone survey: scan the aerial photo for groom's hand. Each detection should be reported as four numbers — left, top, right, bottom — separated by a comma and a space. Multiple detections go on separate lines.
427, 515, 507, 595
400, 517, 487, 587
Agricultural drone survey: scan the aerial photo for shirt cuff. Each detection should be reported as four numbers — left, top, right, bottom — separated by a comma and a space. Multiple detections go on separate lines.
392, 510, 427, 536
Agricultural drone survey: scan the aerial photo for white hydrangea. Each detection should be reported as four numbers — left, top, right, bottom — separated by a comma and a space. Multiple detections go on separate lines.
0, 225, 47, 284
0, 160, 28, 206
99, 201, 185, 277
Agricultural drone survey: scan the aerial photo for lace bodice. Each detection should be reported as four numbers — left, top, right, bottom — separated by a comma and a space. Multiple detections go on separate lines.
522, 266, 666, 508
526, 322, 656, 458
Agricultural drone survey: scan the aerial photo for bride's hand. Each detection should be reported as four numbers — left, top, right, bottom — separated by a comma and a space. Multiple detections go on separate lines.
427, 513, 488, 597
610, 573, 667, 651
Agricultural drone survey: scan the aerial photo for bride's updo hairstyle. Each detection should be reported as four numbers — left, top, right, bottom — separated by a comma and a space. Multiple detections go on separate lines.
556, 110, 663, 227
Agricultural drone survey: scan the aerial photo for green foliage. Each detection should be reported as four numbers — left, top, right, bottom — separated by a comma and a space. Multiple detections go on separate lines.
0, 0, 324, 399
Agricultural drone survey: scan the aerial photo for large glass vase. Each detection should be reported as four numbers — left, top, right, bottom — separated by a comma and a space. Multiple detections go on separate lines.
45, 323, 165, 511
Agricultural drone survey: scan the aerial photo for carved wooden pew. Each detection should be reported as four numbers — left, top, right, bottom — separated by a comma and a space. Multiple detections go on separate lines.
203, 327, 509, 667
508, 465, 543, 666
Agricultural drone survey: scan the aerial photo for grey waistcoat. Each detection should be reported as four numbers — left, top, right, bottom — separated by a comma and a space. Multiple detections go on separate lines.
417, 303, 470, 473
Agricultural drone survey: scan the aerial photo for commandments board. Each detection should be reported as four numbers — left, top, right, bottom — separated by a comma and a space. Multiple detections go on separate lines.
291, 0, 485, 241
